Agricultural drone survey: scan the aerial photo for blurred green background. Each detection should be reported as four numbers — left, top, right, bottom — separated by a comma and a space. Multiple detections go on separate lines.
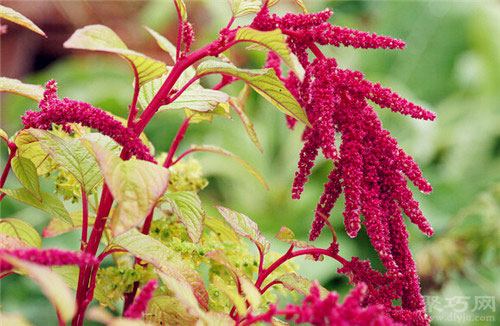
1, 0, 499, 325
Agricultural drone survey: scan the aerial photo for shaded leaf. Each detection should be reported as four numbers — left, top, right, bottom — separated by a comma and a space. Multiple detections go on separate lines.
0, 5, 45, 36
275, 273, 329, 299
2, 256, 76, 322
215, 206, 270, 254
64, 25, 168, 86
11, 156, 42, 201
189, 145, 268, 189
145, 295, 198, 326
0, 218, 41, 248
0, 77, 44, 101
197, 60, 310, 126
43, 211, 96, 238
229, 96, 262, 152
0, 188, 71, 224
144, 26, 177, 62
163, 191, 205, 243
112, 229, 209, 309
92, 145, 169, 236
204, 217, 240, 243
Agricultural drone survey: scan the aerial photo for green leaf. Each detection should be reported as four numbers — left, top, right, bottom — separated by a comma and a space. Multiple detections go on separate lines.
144, 26, 177, 62
52, 266, 113, 307
229, 96, 262, 152
204, 217, 240, 243
92, 145, 169, 236
0, 5, 45, 36
174, 0, 188, 21
0, 129, 8, 143
2, 256, 76, 322
11, 156, 42, 201
145, 295, 198, 326
212, 275, 247, 316
15, 130, 58, 176
197, 60, 310, 126
274, 226, 313, 249
28, 129, 104, 194
215, 206, 270, 254
0, 218, 42, 248
0, 77, 45, 101
163, 191, 205, 243
0, 312, 33, 326
112, 229, 209, 309
189, 144, 268, 189
43, 211, 95, 238
275, 273, 329, 299
0, 188, 71, 224
228, 0, 261, 18
236, 27, 293, 69
63, 25, 168, 87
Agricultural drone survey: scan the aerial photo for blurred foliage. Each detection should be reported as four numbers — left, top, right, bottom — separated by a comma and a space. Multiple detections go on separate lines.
1, 0, 499, 325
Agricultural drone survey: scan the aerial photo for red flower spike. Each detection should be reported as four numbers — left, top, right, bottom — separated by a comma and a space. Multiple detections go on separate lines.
124, 279, 158, 319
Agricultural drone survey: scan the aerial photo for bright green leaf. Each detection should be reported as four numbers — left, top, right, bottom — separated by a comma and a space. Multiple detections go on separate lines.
0, 77, 44, 101
63, 25, 168, 86
204, 217, 240, 243
275, 273, 329, 299
236, 27, 293, 69
228, 0, 261, 18
28, 129, 104, 194
0, 5, 45, 36
197, 60, 310, 126
43, 211, 95, 238
2, 256, 76, 322
15, 130, 58, 176
92, 145, 169, 236
163, 191, 205, 243
229, 96, 262, 152
189, 144, 268, 189
11, 156, 42, 201
0, 188, 71, 224
215, 206, 270, 254
145, 295, 198, 326
112, 229, 209, 309
174, 0, 188, 21
144, 26, 177, 62
0, 218, 41, 248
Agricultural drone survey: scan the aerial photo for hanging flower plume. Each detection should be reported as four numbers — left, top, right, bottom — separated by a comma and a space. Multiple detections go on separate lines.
0, 248, 98, 272
22, 80, 155, 162
252, 6, 435, 326
123, 279, 158, 319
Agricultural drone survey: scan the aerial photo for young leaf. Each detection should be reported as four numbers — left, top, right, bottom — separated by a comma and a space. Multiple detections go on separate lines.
144, 26, 177, 62
15, 130, 58, 176
197, 60, 310, 126
43, 211, 96, 238
204, 217, 240, 243
163, 191, 205, 243
52, 266, 113, 307
2, 256, 76, 322
0, 188, 71, 224
0, 218, 42, 248
92, 145, 169, 236
28, 129, 104, 194
235, 27, 293, 69
228, 0, 261, 18
189, 145, 269, 189
274, 226, 313, 249
174, 0, 188, 21
229, 96, 262, 152
11, 156, 42, 201
274, 273, 329, 299
63, 25, 168, 87
112, 229, 209, 309
215, 206, 270, 254
0, 5, 46, 36
145, 295, 198, 326
0, 77, 45, 101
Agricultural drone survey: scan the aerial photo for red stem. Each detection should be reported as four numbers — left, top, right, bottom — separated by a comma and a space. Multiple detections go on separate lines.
81, 187, 88, 250
0, 145, 17, 204
164, 117, 191, 168
127, 64, 141, 128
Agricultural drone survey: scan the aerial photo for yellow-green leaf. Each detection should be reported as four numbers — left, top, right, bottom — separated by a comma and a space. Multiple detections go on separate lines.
0, 5, 45, 36
215, 206, 270, 254
204, 217, 240, 243
0, 188, 71, 224
112, 229, 209, 309
11, 156, 42, 201
0, 218, 41, 248
163, 191, 205, 243
43, 211, 95, 238
145, 295, 198, 326
64, 25, 168, 86
229, 96, 262, 152
189, 144, 268, 189
92, 145, 169, 236
228, 0, 261, 18
174, 0, 188, 21
15, 130, 58, 176
213, 275, 247, 316
2, 256, 76, 322
275, 273, 329, 299
239, 277, 262, 310
236, 27, 293, 69
0, 77, 44, 101
197, 60, 310, 126
0, 129, 8, 143
274, 226, 313, 249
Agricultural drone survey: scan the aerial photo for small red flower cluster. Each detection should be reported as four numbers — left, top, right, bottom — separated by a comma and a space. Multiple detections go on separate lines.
22, 80, 155, 162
